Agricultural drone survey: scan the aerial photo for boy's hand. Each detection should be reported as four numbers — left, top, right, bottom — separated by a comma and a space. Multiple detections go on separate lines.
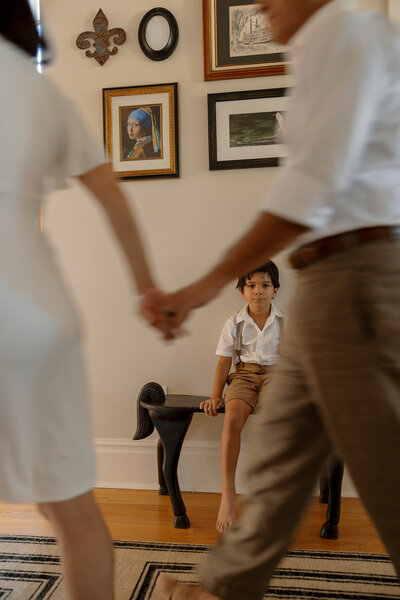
200, 397, 224, 416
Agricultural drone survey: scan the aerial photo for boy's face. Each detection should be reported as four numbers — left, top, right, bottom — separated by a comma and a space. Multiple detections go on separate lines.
240, 272, 278, 315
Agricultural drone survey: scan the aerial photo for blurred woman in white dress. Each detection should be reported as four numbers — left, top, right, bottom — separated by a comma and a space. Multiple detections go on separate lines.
0, 1, 160, 598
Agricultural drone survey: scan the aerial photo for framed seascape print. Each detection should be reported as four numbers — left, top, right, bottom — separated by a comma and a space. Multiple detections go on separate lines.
203, 0, 288, 80
102, 83, 179, 180
208, 87, 289, 170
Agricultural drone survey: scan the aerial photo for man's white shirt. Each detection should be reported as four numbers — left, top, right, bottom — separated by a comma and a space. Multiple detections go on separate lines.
261, 0, 400, 246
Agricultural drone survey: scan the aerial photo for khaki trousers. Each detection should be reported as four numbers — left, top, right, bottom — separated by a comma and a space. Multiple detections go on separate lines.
200, 237, 400, 600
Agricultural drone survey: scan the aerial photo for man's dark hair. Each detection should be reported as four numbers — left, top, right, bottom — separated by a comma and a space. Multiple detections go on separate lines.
0, 0, 49, 59
236, 260, 280, 292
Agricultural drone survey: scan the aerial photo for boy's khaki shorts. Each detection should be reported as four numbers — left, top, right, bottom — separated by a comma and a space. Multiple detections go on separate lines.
224, 362, 275, 410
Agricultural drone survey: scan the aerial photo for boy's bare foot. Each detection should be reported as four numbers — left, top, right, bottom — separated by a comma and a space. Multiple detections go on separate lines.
216, 493, 236, 533
157, 574, 221, 599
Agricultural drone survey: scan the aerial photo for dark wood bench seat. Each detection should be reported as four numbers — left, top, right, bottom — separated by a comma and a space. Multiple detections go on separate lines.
133, 381, 344, 535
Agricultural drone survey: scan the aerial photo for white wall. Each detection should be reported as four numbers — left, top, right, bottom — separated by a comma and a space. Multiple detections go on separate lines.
41, 0, 388, 496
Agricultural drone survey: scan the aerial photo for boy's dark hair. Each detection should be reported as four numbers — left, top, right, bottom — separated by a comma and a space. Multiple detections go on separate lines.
236, 260, 280, 292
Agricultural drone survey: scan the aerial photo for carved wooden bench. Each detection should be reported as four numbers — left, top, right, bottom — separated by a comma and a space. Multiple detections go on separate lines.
133, 381, 344, 536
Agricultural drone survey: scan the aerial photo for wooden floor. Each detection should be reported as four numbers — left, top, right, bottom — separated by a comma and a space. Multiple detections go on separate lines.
0, 489, 387, 554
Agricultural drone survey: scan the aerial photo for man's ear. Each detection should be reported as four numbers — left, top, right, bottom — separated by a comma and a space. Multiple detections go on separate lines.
238, 288, 245, 298
272, 287, 279, 298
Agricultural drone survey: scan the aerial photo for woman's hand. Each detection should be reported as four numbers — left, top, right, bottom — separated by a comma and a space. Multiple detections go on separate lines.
200, 397, 224, 417
140, 287, 178, 340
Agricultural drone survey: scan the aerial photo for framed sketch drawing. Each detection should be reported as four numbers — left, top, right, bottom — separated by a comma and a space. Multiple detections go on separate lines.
102, 83, 179, 180
203, 0, 287, 80
208, 87, 289, 170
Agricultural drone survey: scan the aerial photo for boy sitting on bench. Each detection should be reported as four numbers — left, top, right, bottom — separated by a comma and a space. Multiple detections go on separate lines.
200, 261, 284, 532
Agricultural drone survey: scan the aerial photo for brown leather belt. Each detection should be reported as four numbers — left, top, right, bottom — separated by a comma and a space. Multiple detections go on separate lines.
289, 225, 400, 270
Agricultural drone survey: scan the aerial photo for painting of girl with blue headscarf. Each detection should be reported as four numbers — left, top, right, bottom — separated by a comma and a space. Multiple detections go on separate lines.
120, 105, 162, 161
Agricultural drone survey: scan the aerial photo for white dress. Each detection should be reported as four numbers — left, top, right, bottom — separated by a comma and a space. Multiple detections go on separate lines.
0, 37, 103, 503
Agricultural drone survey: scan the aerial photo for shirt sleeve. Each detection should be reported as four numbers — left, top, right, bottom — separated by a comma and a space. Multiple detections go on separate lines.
46, 88, 105, 191
261, 18, 386, 230
216, 317, 236, 357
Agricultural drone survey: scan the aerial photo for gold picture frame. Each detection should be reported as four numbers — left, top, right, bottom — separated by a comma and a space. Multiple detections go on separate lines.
102, 83, 179, 180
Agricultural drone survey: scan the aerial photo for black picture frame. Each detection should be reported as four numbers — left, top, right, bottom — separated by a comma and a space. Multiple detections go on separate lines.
138, 8, 179, 61
208, 87, 288, 171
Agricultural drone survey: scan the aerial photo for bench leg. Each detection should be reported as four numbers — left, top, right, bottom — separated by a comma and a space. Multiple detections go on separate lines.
319, 464, 329, 504
157, 439, 169, 495
152, 415, 193, 529
320, 457, 345, 539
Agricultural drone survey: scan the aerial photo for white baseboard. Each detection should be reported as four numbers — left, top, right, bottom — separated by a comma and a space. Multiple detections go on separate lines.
95, 438, 358, 497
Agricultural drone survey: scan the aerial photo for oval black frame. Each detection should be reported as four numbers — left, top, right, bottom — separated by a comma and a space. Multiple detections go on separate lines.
138, 8, 179, 61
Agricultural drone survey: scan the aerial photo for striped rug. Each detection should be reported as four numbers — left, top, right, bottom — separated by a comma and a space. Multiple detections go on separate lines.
0, 534, 399, 599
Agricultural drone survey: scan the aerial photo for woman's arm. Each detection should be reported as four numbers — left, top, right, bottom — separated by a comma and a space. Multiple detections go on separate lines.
77, 163, 156, 295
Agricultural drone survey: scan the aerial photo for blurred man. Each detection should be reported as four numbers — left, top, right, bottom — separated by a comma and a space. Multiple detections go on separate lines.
145, 1, 400, 599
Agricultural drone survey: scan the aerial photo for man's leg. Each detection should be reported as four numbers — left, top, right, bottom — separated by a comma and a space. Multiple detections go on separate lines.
218, 399, 253, 533
193, 321, 332, 600
38, 490, 114, 600
157, 239, 400, 600
296, 239, 400, 575
158, 574, 219, 599
158, 337, 332, 600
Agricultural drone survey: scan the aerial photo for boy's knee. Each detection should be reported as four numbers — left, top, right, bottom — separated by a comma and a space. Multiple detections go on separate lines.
224, 411, 247, 433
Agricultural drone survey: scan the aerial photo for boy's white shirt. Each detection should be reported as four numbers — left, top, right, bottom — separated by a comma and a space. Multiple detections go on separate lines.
216, 301, 284, 366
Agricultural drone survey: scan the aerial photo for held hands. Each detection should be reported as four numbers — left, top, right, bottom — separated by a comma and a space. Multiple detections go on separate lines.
140, 288, 188, 340
200, 396, 224, 417
140, 284, 203, 340
140, 287, 180, 340
140, 277, 223, 341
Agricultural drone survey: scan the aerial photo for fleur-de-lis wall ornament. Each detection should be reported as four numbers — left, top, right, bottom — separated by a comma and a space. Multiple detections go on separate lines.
76, 9, 126, 66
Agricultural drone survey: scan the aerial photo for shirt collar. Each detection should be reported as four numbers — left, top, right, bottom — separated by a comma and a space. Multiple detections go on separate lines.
290, 0, 356, 53
235, 306, 249, 324
271, 301, 284, 318
236, 301, 284, 324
